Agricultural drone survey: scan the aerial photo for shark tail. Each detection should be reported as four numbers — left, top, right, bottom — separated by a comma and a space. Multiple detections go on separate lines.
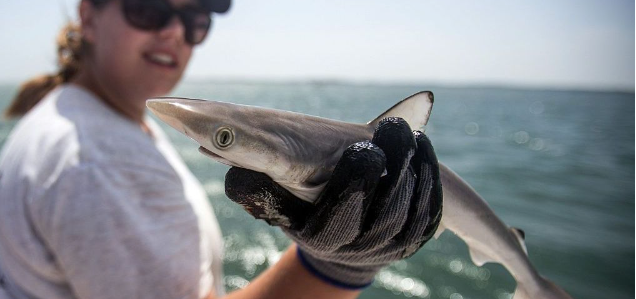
513, 276, 574, 299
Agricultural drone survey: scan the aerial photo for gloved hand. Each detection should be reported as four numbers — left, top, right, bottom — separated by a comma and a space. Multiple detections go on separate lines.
225, 117, 443, 289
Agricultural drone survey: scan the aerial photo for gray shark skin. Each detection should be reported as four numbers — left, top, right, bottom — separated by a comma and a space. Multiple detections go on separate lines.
146, 92, 573, 299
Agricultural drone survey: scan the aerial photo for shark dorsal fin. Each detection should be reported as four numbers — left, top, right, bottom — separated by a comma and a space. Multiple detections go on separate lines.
368, 91, 434, 131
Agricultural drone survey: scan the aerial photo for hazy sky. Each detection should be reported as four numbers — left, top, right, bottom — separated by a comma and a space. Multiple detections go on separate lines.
0, 0, 633, 90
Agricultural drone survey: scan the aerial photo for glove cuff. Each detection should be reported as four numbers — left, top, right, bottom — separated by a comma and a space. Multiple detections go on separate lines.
296, 247, 380, 290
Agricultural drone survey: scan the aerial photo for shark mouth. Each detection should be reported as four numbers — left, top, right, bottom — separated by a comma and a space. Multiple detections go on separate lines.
198, 146, 239, 167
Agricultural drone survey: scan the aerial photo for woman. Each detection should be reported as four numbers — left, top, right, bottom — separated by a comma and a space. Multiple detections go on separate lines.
0, 0, 442, 298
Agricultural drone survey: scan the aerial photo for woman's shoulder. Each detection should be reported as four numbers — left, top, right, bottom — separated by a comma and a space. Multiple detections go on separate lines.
56, 85, 168, 164
1, 84, 176, 183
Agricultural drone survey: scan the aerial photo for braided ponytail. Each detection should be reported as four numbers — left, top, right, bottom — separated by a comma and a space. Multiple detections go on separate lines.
4, 22, 85, 118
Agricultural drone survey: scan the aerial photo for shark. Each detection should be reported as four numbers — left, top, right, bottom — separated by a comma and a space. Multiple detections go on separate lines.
146, 91, 573, 299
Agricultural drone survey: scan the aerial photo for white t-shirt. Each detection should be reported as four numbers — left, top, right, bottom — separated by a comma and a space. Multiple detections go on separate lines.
0, 84, 225, 299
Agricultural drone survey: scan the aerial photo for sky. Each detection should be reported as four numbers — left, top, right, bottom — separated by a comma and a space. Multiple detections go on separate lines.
0, 0, 633, 91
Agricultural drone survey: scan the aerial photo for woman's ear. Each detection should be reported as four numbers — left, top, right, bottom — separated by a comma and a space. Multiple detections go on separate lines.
78, 0, 96, 43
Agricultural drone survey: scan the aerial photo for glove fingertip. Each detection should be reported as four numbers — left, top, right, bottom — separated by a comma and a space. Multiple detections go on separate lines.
319, 141, 386, 202
372, 118, 417, 176
413, 131, 439, 167
341, 141, 387, 179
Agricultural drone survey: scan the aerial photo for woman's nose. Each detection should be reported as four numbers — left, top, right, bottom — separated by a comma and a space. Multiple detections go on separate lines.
158, 16, 187, 44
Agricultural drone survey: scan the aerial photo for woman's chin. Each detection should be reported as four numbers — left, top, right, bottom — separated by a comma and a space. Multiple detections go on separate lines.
143, 82, 178, 99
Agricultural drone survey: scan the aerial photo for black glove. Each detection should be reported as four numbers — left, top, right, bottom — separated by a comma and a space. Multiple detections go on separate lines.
225, 117, 443, 289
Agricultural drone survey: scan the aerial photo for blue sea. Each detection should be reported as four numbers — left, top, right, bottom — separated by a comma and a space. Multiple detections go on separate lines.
0, 81, 633, 299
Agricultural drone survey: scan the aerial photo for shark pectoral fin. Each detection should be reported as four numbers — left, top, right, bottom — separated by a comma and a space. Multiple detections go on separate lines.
468, 245, 492, 267
433, 220, 447, 239
368, 91, 434, 131
510, 227, 528, 255
280, 181, 328, 204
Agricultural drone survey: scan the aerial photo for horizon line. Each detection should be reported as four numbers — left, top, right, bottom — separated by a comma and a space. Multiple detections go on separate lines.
0, 77, 633, 94
179, 77, 636, 94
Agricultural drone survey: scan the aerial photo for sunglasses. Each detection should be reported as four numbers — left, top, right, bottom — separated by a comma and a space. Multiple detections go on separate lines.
120, 0, 213, 45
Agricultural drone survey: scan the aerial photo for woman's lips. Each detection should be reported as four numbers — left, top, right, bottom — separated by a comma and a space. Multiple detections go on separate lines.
143, 51, 178, 69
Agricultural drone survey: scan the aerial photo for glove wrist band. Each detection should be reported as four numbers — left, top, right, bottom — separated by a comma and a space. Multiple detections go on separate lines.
296, 247, 375, 290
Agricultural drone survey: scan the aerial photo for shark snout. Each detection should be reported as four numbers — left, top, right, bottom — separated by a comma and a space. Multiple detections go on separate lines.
146, 98, 208, 138
147, 97, 204, 116
146, 99, 175, 119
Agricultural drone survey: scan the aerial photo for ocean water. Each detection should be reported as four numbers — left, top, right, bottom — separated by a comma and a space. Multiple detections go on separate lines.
0, 82, 633, 299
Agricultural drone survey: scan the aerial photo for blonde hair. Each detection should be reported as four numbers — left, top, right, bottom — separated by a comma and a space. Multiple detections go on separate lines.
4, 22, 85, 118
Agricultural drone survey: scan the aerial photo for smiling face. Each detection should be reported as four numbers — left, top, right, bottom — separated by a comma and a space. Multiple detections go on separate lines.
77, 0, 202, 119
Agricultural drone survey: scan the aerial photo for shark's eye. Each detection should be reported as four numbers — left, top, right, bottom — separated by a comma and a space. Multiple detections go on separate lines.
214, 127, 234, 149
